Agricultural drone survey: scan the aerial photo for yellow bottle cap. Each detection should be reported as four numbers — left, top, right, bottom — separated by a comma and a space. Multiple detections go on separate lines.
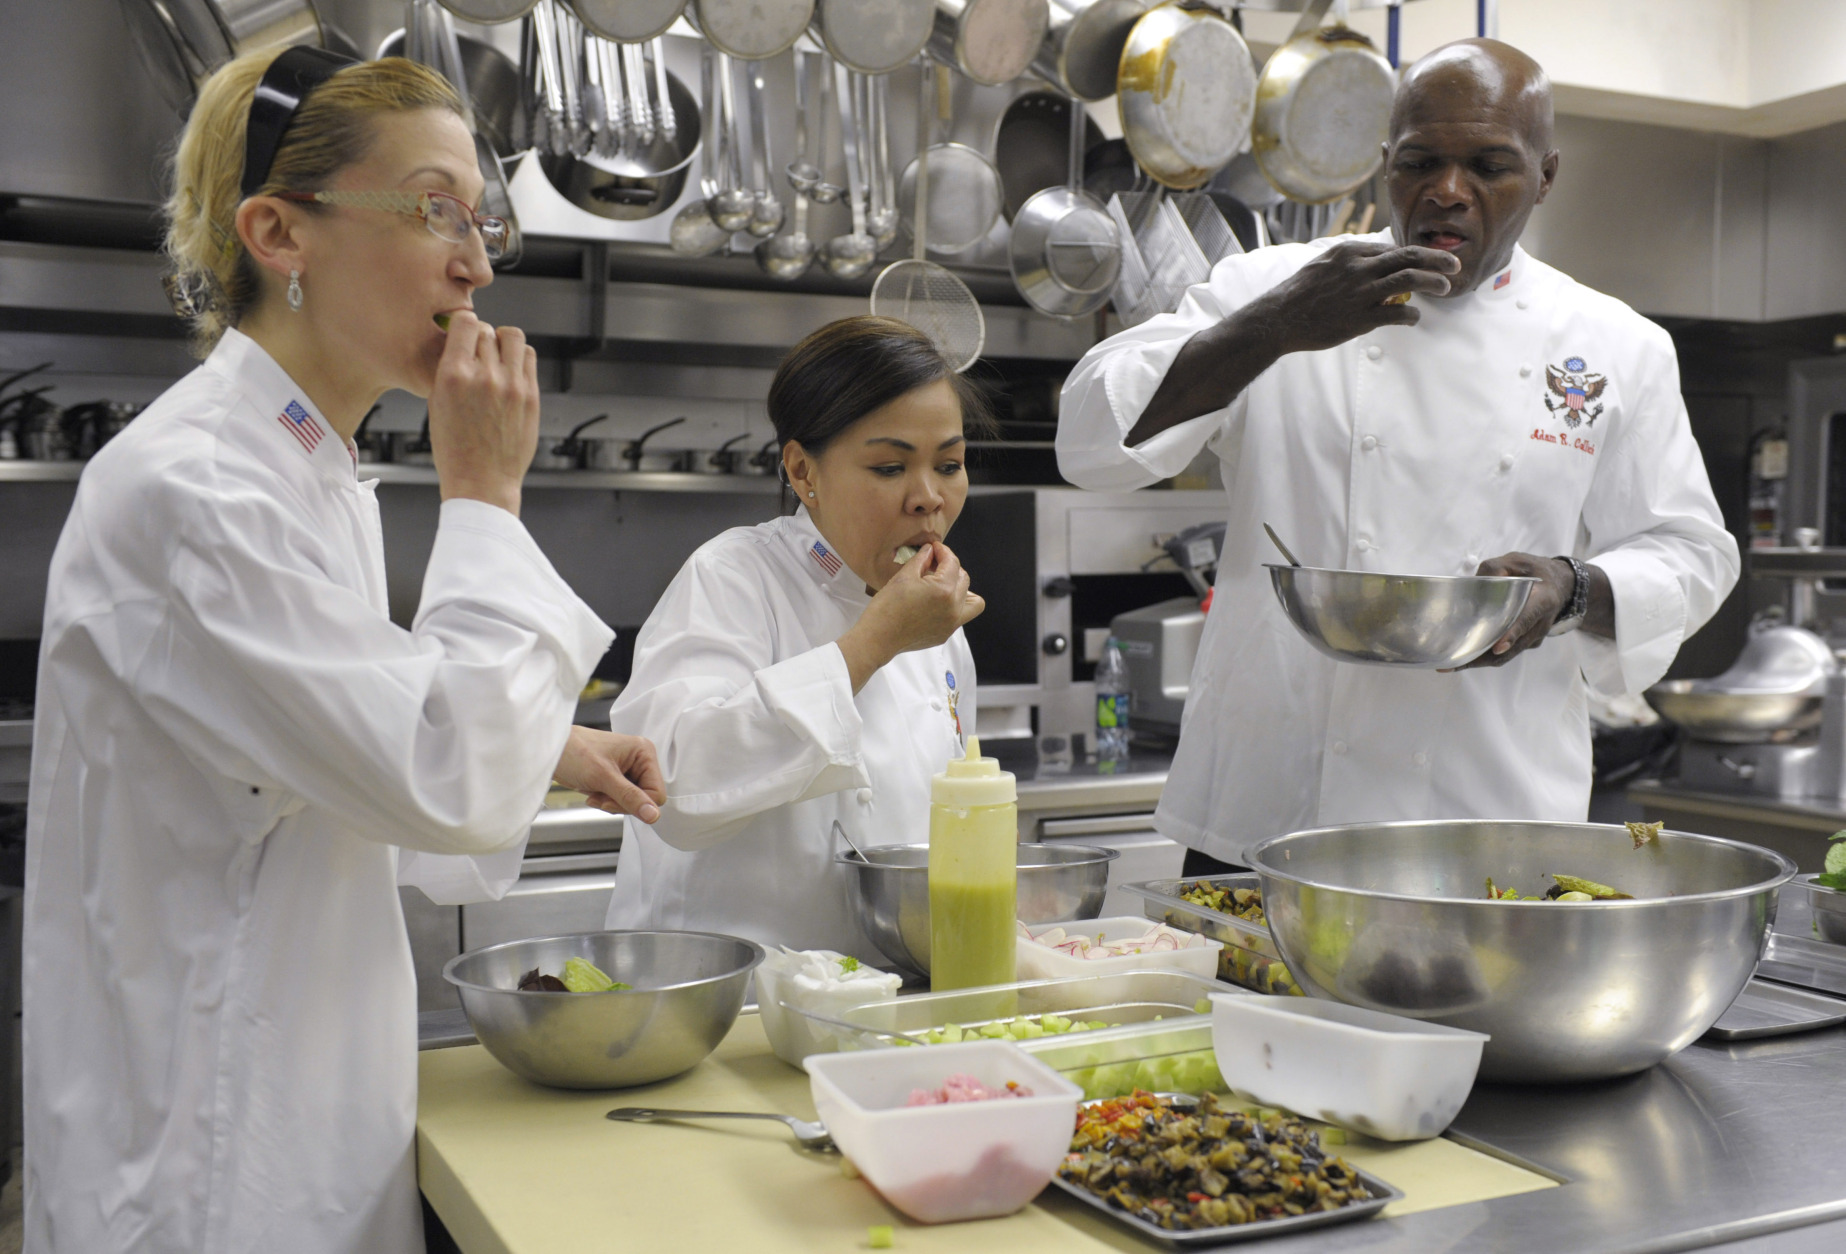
931, 736, 1017, 807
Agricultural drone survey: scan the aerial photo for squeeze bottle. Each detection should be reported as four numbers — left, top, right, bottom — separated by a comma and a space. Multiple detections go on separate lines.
928, 736, 1018, 992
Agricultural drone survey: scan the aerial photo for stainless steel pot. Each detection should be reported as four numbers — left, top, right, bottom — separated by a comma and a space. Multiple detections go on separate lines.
378, 25, 525, 160
1250, 4, 1396, 204
1031, 0, 1150, 102
568, 0, 685, 43
436, 0, 540, 21
693, 432, 755, 474
993, 92, 1102, 222
535, 64, 700, 220
813, 0, 935, 74
120, 0, 323, 110
388, 421, 435, 467
583, 415, 690, 472
928, 0, 1049, 87
692, 0, 814, 61
1116, 2, 1256, 190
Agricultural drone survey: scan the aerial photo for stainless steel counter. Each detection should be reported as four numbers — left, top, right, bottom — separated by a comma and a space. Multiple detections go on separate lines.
1010, 748, 1170, 814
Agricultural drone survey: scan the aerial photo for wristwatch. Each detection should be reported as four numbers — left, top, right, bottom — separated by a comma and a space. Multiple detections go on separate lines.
1547, 555, 1590, 636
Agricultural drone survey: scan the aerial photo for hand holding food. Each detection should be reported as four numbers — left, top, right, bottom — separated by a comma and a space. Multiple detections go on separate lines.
1258, 240, 1460, 350
837, 541, 985, 691
552, 725, 666, 823
428, 309, 540, 515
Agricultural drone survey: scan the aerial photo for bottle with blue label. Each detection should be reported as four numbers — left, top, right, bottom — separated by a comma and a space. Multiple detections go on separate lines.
1094, 636, 1132, 760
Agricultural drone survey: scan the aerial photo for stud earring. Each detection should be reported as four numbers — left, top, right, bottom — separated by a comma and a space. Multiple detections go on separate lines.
808, 491, 816, 499
286, 269, 303, 312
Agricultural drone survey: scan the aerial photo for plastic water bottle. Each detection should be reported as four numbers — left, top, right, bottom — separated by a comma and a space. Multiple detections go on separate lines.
1094, 637, 1132, 760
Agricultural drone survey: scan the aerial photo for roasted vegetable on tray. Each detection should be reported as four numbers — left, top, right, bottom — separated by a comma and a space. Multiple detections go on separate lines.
1485, 874, 1633, 902
1060, 1091, 1374, 1231
1177, 881, 1268, 925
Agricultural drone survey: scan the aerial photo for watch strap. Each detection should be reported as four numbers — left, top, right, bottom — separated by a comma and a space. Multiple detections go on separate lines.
1547, 555, 1590, 636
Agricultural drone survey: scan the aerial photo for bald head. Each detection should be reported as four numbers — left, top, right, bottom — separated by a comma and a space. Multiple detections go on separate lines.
1395, 39, 1554, 154
1383, 39, 1560, 294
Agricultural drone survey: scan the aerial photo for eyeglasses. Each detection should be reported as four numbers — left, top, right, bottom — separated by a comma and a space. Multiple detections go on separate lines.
272, 189, 510, 260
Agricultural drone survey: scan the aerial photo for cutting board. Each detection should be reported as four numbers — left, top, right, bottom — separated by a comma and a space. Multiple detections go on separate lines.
418, 1014, 1556, 1254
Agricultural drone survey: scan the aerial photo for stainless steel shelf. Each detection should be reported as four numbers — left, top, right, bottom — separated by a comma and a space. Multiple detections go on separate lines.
1748, 548, 1846, 579
0, 459, 784, 493
0, 461, 81, 482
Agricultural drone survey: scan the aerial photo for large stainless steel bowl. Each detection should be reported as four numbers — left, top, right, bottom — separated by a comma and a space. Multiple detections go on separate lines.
443, 930, 764, 1089
1248, 821, 1795, 1082
838, 842, 1118, 978
1265, 565, 1535, 669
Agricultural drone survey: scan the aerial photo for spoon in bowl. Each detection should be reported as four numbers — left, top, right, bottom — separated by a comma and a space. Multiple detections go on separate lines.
1263, 523, 1302, 567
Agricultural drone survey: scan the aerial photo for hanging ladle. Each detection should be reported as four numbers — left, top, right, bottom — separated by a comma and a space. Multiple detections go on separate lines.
1263, 523, 1302, 567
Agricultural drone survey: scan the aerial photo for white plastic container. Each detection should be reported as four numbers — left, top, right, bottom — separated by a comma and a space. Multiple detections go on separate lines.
754, 948, 902, 1070
1210, 992, 1488, 1142
1015, 916, 1221, 981
805, 1039, 1082, 1223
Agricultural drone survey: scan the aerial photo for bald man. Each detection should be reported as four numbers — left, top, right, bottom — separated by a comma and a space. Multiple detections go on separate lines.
1057, 40, 1738, 869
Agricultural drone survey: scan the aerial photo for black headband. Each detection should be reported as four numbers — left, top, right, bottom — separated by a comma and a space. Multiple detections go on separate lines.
241, 46, 357, 199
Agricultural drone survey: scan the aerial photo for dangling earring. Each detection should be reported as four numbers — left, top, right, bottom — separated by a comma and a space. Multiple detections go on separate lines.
286, 269, 303, 312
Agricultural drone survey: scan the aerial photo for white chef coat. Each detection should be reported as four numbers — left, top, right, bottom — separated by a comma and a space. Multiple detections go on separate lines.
1058, 233, 1738, 860
604, 509, 974, 958
23, 329, 612, 1254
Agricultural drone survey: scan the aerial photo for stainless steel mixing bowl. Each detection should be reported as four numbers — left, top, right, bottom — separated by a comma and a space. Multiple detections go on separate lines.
1642, 681, 1822, 741
1265, 565, 1535, 668
1248, 821, 1795, 1082
837, 842, 1119, 978
444, 930, 764, 1089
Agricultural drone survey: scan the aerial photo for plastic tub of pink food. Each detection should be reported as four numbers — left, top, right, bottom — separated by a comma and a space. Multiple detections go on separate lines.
805, 1039, 1083, 1223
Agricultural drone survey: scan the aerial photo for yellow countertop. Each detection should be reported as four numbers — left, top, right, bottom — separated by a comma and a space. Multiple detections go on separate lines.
418, 1014, 1555, 1254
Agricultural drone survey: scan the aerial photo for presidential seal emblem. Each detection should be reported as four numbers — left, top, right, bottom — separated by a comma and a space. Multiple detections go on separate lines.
1544, 356, 1608, 429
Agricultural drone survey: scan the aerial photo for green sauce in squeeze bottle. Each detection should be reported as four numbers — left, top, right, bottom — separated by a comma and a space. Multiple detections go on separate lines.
928, 736, 1018, 993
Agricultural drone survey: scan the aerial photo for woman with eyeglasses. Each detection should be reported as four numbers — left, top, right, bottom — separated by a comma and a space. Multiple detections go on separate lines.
23, 48, 663, 1253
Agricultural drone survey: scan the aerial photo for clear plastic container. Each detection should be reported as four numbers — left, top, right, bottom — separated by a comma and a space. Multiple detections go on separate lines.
797, 969, 1221, 1053
1124, 874, 1304, 996
805, 1039, 1083, 1223
1015, 916, 1221, 982
1020, 1016, 1227, 1100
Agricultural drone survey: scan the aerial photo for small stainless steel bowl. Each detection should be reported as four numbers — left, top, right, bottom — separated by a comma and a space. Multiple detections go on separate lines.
1798, 874, 1846, 944
1249, 821, 1795, 1083
443, 930, 764, 1089
837, 842, 1119, 978
1265, 564, 1535, 669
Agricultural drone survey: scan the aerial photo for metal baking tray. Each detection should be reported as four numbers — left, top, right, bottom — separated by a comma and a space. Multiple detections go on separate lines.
1756, 931, 1846, 998
1048, 1094, 1402, 1248
1704, 977, 1846, 1040
1122, 875, 1302, 996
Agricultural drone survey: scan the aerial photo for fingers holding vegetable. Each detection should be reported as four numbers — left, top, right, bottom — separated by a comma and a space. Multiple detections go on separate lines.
553, 726, 667, 824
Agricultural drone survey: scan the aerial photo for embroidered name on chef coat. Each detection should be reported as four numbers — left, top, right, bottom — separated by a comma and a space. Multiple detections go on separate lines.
1532, 355, 1607, 456
277, 398, 325, 455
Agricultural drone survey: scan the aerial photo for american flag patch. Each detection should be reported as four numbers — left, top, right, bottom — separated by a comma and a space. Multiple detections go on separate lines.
277, 398, 325, 454
1493, 269, 1512, 290
809, 540, 842, 577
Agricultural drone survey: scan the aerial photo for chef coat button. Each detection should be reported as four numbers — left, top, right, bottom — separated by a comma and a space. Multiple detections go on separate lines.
1466, 553, 1479, 567
1517, 299, 1530, 311
1360, 435, 1378, 452
1355, 536, 1373, 552
856, 788, 874, 805
1499, 453, 1515, 471
930, 698, 943, 711
1331, 741, 1348, 756
1365, 345, 1383, 362
1518, 364, 1533, 378
1413, 751, 1429, 767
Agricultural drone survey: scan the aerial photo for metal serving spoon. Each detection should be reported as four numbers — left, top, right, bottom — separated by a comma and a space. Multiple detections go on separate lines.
1263, 522, 1302, 567
606, 1107, 835, 1151
831, 818, 871, 862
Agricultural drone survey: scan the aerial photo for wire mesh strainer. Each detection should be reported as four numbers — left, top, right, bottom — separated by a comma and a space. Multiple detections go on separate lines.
869, 62, 984, 372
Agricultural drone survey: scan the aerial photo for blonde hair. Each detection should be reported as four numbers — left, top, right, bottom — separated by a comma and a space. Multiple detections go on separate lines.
163, 50, 464, 354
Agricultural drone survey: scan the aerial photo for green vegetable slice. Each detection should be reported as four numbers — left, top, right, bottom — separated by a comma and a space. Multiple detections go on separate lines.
560, 957, 626, 993
868, 1224, 894, 1248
